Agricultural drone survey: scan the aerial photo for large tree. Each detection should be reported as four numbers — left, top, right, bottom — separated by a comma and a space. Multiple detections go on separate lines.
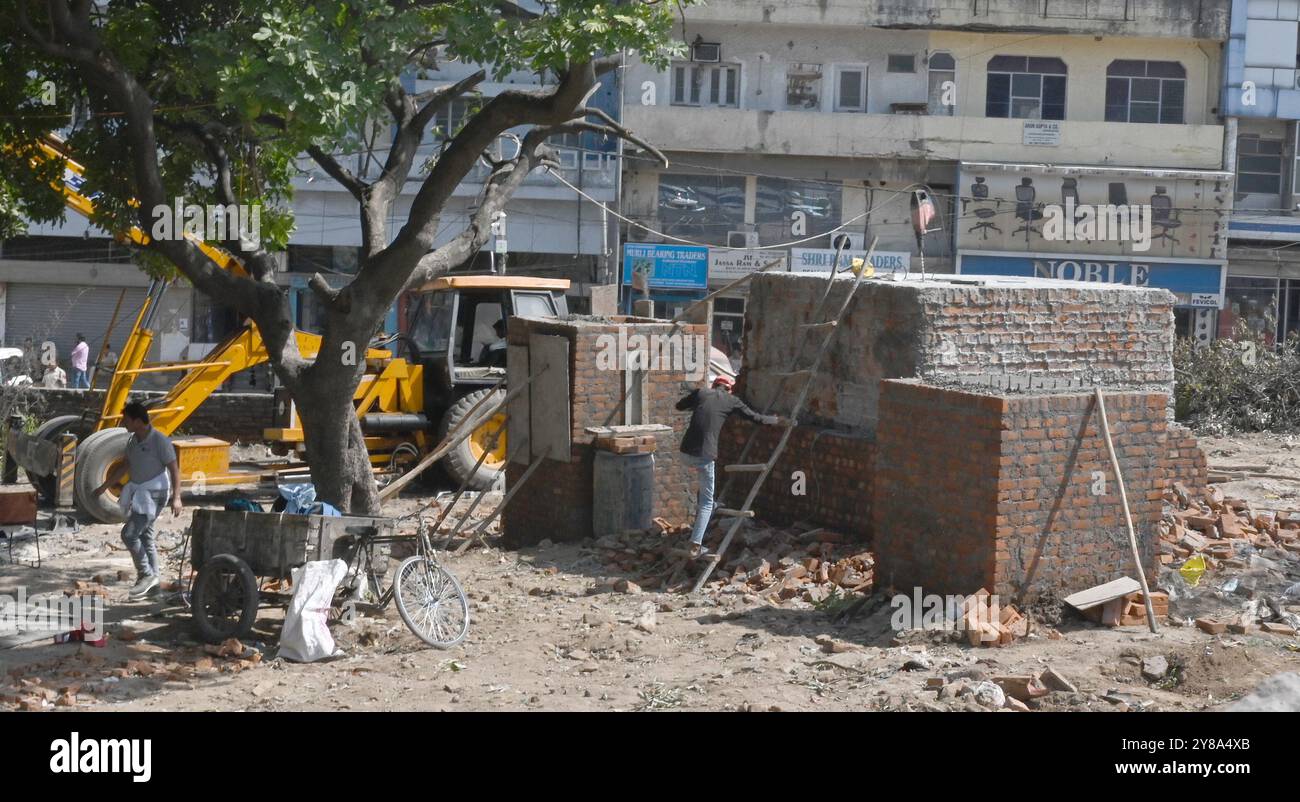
0, 0, 684, 512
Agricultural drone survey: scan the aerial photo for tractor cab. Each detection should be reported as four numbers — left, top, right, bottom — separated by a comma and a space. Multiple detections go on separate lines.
406, 275, 569, 407
403, 274, 569, 489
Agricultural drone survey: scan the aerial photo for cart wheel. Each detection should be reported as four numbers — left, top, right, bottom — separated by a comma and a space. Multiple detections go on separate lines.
192, 553, 259, 644
394, 556, 469, 649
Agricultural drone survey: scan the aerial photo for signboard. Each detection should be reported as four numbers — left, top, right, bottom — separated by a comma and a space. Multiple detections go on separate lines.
707, 249, 788, 282
1022, 120, 1061, 146
622, 243, 709, 290
790, 248, 912, 274
957, 250, 1226, 309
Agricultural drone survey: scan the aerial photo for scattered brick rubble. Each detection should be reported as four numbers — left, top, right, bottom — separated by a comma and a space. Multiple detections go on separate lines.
1160, 481, 1300, 566
591, 519, 873, 603
0, 637, 263, 712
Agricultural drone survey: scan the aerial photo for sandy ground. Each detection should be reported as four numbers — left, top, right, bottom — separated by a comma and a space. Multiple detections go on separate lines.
2, 434, 1299, 712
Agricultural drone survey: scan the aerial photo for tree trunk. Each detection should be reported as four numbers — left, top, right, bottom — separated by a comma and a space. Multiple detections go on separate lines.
294, 378, 379, 515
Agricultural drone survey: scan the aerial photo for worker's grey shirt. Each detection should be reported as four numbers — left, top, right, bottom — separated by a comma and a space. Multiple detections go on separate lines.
126, 427, 177, 483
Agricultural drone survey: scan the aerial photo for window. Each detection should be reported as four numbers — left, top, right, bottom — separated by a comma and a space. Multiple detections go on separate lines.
786, 62, 823, 110
1105, 61, 1186, 124
1237, 135, 1284, 195
834, 66, 867, 112
657, 174, 746, 246
672, 62, 739, 107
927, 51, 956, 116
755, 177, 843, 244
887, 54, 916, 73
985, 56, 1066, 120
1218, 277, 1279, 345
433, 99, 474, 141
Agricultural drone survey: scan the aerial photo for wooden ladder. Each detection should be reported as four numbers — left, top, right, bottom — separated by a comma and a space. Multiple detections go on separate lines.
688, 238, 879, 593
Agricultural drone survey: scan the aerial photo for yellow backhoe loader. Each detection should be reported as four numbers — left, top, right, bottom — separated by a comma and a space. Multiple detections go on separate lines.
6, 135, 567, 522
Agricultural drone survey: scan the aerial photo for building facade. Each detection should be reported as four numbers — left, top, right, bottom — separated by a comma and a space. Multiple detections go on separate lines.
619, 0, 1233, 355
1220, 0, 1300, 345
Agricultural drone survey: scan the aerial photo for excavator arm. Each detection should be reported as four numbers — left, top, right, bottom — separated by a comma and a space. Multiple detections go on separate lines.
27, 134, 389, 436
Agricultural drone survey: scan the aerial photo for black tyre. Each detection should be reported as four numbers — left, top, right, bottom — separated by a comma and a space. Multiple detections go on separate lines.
192, 553, 259, 644
26, 415, 91, 501
73, 427, 130, 524
437, 389, 507, 491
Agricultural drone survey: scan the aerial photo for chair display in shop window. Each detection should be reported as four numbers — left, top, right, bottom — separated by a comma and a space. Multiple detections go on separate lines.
1151, 186, 1181, 246
965, 177, 1002, 240
1012, 177, 1044, 239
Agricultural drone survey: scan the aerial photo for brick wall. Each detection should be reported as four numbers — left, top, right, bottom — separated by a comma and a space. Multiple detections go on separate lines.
501, 317, 706, 547
20, 388, 273, 443
1167, 422, 1209, 493
873, 380, 1168, 600
742, 274, 1175, 431
718, 419, 874, 542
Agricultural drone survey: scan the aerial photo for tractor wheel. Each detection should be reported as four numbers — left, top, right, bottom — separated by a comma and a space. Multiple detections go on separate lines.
74, 427, 130, 524
26, 415, 91, 501
437, 389, 507, 491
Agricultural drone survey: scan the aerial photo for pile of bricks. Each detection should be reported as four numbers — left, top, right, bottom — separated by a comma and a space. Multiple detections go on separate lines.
959, 588, 1029, 647
1078, 590, 1170, 627
593, 433, 657, 455
1159, 481, 1300, 567
591, 520, 873, 604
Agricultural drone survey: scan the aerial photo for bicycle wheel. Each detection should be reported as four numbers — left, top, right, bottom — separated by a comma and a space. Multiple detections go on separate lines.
393, 556, 469, 648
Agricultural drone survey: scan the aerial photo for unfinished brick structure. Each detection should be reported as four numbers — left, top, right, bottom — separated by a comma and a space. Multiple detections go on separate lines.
873, 381, 1170, 598
717, 273, 1208, 598
742, 274, 1177, 427
501, 316, 707, 547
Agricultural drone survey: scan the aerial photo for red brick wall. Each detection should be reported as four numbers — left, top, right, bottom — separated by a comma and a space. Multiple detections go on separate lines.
1166, 422, 1208, 494
502, 318, 705, 547
873, 381, 1168, 599
718, 420, 874, 542
872, 382, 1003, 595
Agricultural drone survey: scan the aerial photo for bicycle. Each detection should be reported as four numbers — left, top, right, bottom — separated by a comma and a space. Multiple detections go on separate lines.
339, 517, 470, 649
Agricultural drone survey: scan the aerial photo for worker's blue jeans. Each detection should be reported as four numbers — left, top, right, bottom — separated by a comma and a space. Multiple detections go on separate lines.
685, 454, 715, 546
121, 508, 162, 579
72, 369, 89, 389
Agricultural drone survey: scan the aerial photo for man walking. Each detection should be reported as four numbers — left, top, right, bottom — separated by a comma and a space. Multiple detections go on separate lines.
71, 333, 90, 389
92, 401, 183, 599
676, 376, 785, 558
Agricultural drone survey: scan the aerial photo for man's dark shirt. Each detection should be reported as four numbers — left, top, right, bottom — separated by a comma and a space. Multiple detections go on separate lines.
677, 387, 774, 460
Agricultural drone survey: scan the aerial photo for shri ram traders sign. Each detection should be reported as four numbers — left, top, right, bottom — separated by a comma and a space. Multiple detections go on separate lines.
790, 248, 911, 274
957, 251, 1226, 308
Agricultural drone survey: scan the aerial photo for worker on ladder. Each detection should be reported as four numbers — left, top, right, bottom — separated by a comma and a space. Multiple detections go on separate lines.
676, 376, 784, 558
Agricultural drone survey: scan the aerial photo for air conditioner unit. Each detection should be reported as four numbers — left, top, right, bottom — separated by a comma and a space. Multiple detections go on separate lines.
628, 218, 664, 243
727, 230, 759, 248
692, 42, 722, 63
830, 232, 865, 251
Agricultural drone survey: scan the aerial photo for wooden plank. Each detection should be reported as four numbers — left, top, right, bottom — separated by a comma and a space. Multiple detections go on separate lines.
528, 334, 570, 462
507, 344, 530, 466
1062, 577, 1142, 611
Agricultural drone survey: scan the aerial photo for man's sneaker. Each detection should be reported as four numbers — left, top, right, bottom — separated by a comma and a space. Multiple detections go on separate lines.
128, 575, 160, 599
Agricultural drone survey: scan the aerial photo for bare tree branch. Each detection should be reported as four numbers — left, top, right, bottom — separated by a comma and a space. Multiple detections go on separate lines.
306, 144, 367, 199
